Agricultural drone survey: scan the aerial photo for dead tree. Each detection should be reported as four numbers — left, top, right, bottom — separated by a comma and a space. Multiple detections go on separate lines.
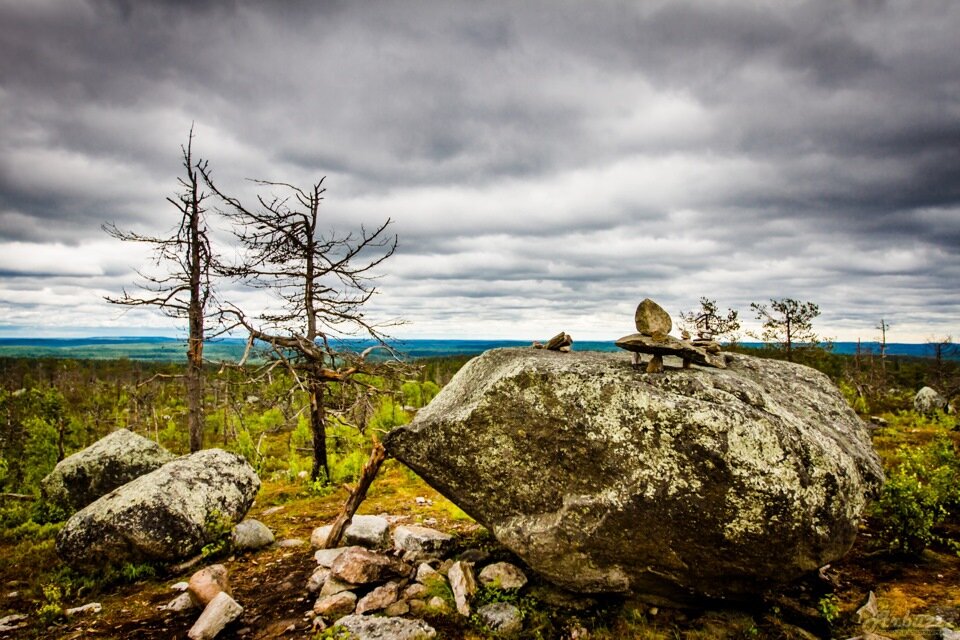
104, 127, 215, 452
204, 173, 402, 481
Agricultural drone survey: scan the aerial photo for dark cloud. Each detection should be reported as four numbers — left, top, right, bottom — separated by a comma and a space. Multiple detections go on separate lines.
0, 0, 958, 340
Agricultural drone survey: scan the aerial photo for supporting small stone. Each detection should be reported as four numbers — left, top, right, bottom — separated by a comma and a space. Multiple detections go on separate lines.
646, 354, 664, 374
322, 438, 387, 549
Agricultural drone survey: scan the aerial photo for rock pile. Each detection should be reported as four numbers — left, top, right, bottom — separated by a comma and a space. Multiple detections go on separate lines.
616, 298, 725, 372
533, 331, 573, 352
914, 386, 948, 415
305, 517, 528, 637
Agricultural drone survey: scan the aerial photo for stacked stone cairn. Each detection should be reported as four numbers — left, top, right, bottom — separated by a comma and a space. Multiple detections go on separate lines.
616, 298, 726, 372
305, 516, 528, 637
532, 331, 573, 352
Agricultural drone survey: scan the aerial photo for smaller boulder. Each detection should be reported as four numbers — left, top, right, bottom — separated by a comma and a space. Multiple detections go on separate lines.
188, 592, 243, 640
313, 591, 357, 620
915, 386, 948, 415
231, 519, 274, 551
163, 592, 197, 612
393, 525, 454, 562
335, 614, 437, 640
306, 567, 330, 594
384, 600, 410, 617
330, 548, 411, 585
320, 577, 355, 597
188, 564, 231, 607
477, 602, 523, 635
415, 563, 438, 583
41, 428, 174, 514
311, 515, 390, 549
478, 562, 528, 590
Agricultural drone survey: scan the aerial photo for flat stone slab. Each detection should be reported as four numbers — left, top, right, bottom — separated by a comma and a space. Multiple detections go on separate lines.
615, 333, 726, 369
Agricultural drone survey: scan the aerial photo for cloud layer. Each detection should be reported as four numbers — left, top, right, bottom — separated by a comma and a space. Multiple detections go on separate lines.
1, 0, 959, 341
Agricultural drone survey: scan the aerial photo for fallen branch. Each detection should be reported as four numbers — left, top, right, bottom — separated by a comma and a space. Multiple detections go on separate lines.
0, 493, 36, 502
322, 437, 388, 549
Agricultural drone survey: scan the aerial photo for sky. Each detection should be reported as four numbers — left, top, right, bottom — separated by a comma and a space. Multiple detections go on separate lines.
0, 0, 958, 343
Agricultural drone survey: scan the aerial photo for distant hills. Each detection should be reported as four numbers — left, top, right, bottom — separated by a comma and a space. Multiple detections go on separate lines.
0, 337, 951, 362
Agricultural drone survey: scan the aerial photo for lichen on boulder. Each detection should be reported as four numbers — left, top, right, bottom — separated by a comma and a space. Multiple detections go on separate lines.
40, 428, 175, 514
56, 449, 260, 569
385, 348, 883, 604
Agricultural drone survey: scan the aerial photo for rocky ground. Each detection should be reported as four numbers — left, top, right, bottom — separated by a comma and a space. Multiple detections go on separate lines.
3, 462, 960, 640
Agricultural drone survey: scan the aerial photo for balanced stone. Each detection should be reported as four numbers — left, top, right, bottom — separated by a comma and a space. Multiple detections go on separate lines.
616, 332, 726, 369
634, 298, 672, 335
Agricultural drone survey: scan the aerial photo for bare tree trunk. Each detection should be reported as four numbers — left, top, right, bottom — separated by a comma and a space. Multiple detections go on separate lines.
323, 438, 387, 549
186, 348, 203, 452
309, 379, 330, 482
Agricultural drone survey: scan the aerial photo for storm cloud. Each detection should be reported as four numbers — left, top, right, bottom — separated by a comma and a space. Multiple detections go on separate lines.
1, 0, 958, 340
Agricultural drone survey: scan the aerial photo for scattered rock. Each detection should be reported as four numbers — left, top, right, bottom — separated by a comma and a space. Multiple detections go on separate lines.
278, 538, 305, 548
40, 428, 174, 514
0, 614, 27, 633
393, 525, 454, 562
261, 505, 284, 516
65, 602, 102, 617
331, 548, 411, 585
355, 581, 401, 614
384, 600, 410, 616
335, 613, 437, 639
171, 581, 190, 591
448, 561, 477, 616
311, 515, 390, 549
315, 546, 363, 568
940, 630, 960, 640
415, 563, 438, 583
56, 449, 260, 568
479, 562, 528, 590
385, 348, 883, 603
306, 567, 330, 594
320, 577, 355, 597
477, 602, 523, 634
231, 519, 274, 551
403, 583, 429, 600
188, 591, 243, 640
188, 564, 231, 607
915, 386, 947, 415
164, 592, 197, 612
427, 596, 452, 614
313, 591, 357, 620
634, 298, 672, 335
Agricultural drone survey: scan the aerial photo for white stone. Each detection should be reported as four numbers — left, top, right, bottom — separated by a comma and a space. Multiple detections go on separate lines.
477, 602, 523, 634
306, 567, 330, 594
311, 515, 390, 549
393, 525, 454, 562
314, 546, 362, 568
65, 602, 102, 616
187, 592, 243, 640
478, 562, 528, 590
163, 592, 197, 612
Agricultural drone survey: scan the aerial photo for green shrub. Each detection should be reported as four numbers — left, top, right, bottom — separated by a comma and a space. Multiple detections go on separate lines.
873, 436, 960, 554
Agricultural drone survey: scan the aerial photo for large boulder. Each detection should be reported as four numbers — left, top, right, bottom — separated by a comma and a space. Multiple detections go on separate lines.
56, 449, 260, 568
385, 348, 883, 604
41, 428, 175, 514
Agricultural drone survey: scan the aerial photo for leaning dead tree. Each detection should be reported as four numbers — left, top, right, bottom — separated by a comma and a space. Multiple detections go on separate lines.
204, 173, 403, 481
104, 128, 215, 452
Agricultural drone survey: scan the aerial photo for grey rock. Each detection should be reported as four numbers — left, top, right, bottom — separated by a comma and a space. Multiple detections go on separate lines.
384, 600, 410, 616
163, 592, 197, 612
306, 567, 330, 594
941, 630, 960, 640
634, 298, 672, 335
188, 591, 243, 640
56, 449, 260, 568
393, 525, 454, 562
355, 581, 400, 614
231, 519, 274, 551
403, 582, 429, 600
65, 602, 102, 617
448, 561, 477, 616
335, 613, 436, 639
385, 348, 883, 604
313, 590, 357, 620
479, 562, 528, 590
277, 538, 305, 548
320, 577, 356, 597
315, 546, 363, 568
914, 386, 947, 415
477, 602, 523, 634
415, 562, 438, 583
40, 428, 174, 514
330, 548, 411, 585
311, 515, 390, 549
616, 332, 726, 369
426, 596, 452, 614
